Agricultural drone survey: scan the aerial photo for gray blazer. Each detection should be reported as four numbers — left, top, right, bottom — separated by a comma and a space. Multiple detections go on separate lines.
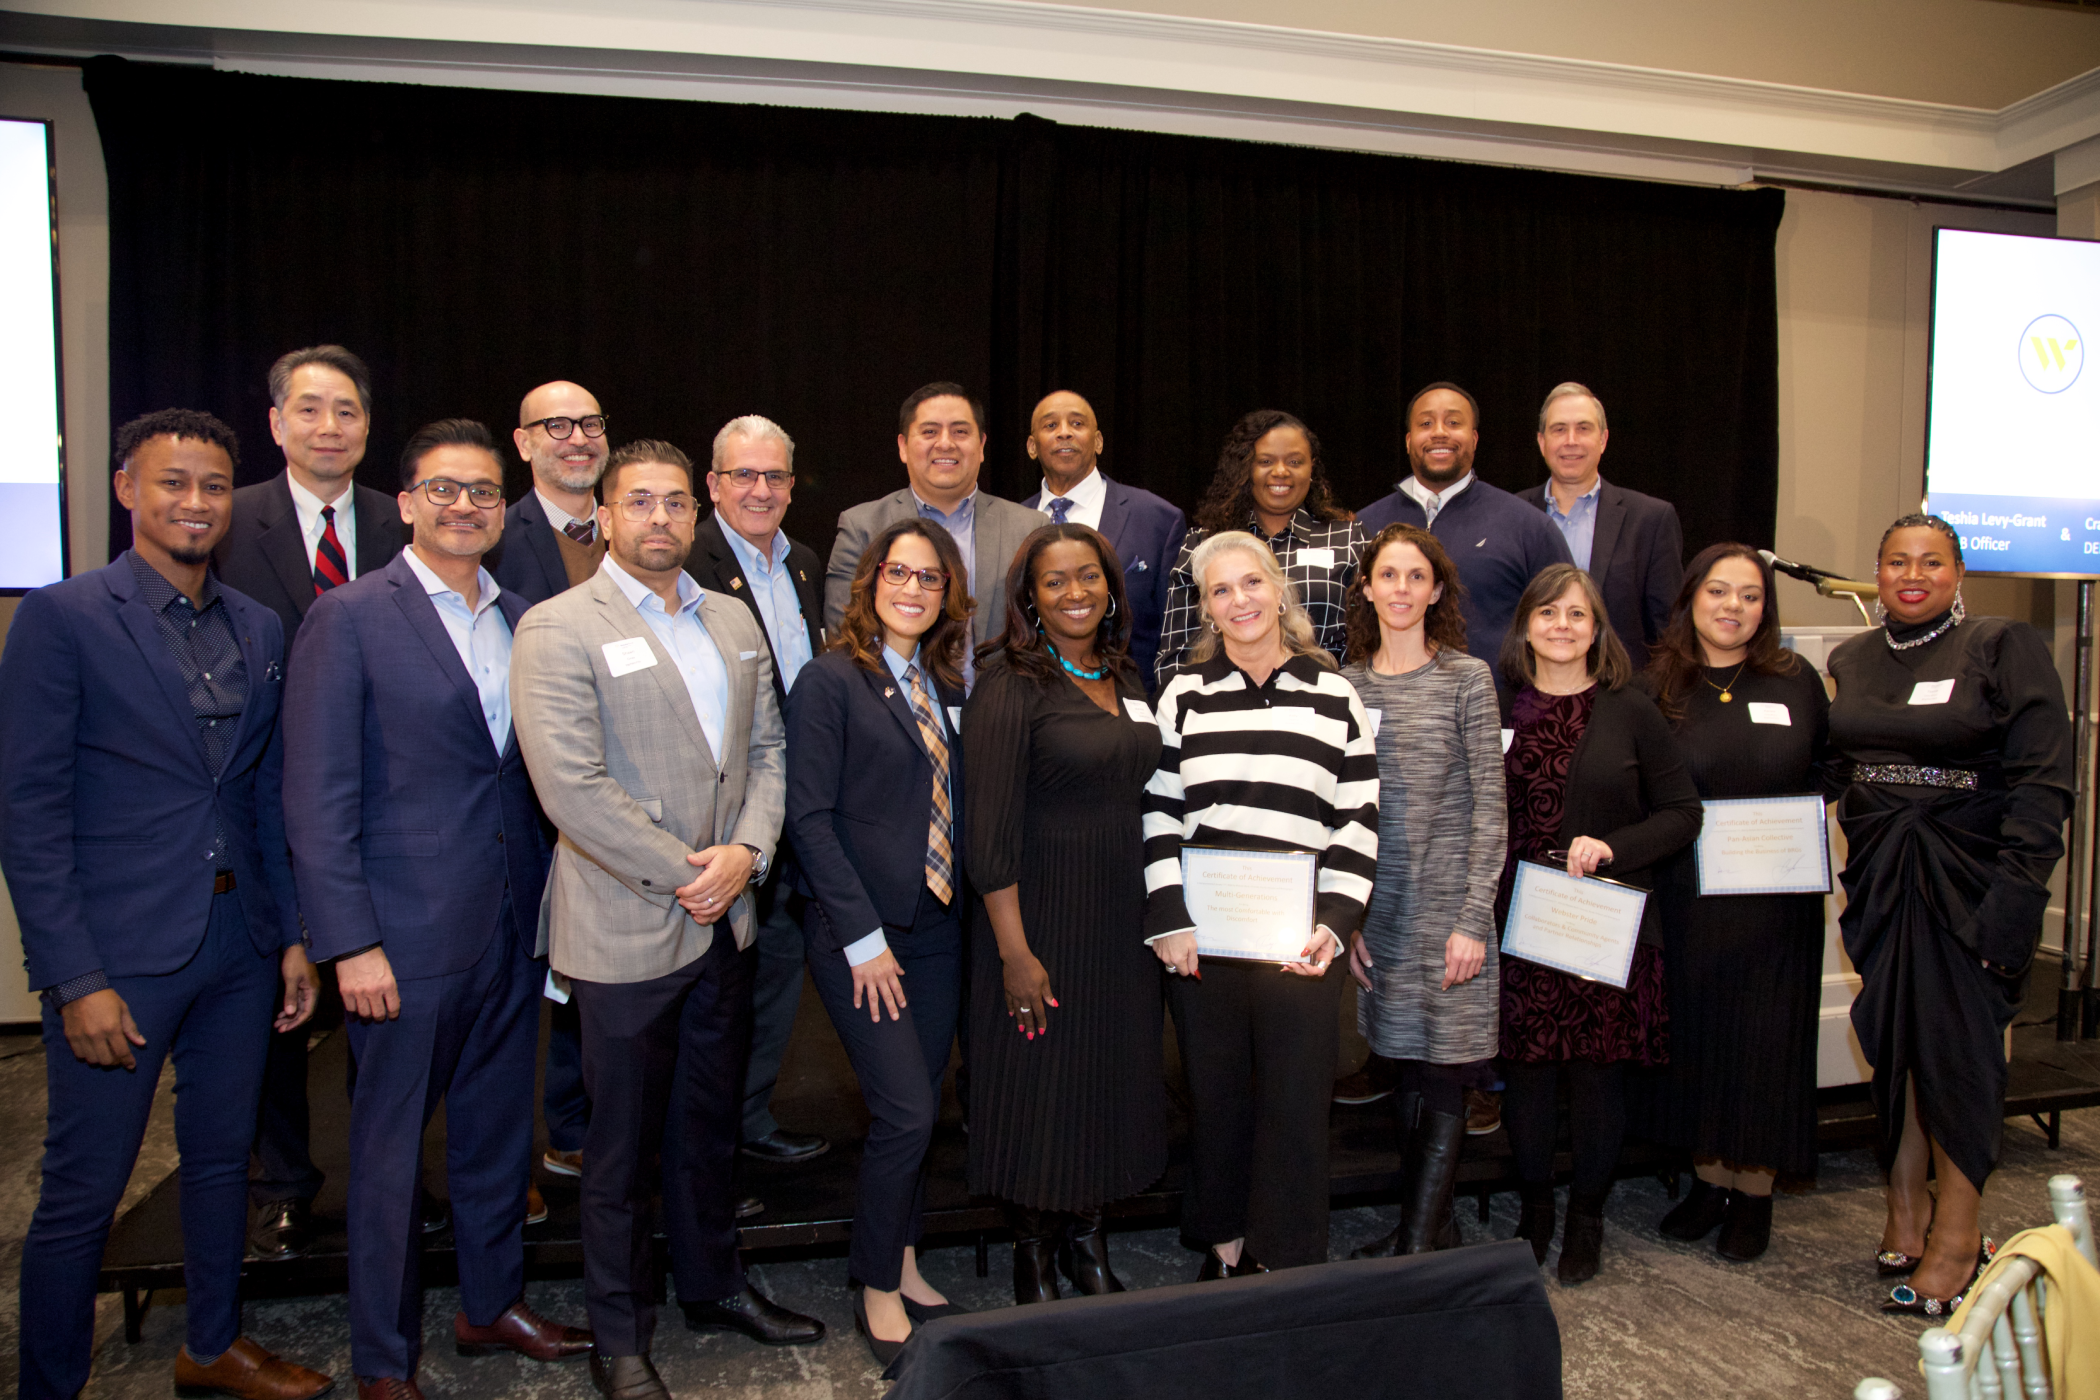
510, 565, 786, 984
823, 486, 1041, 647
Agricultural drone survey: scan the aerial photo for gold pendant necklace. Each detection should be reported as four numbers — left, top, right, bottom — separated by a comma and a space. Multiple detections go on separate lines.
1706, 660, 1749, 703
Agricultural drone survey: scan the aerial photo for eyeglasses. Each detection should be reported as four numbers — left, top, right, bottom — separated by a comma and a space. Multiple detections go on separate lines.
524, 414, 608, 440
614, 492, 698, 523
412, 478, 504, 508
714, 467, 794, 491
878, 561, 948, 592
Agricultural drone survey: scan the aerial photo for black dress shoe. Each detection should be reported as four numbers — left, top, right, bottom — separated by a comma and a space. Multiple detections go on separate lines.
421, 1198, 449, 1236
590, 1353, 669, 1400
1659, 1180, 1731, 1242
852, 1290, 905, 1367
683, 1285, 825, 1346
1715, 1191, 1773, 1262
739, 1129, 831, 1165
735, 1195, 764, 1220
249, 1199, 316, 1261
901, 1296, 968, 1324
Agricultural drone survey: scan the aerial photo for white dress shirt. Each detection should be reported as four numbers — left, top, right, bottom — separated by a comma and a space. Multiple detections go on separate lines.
402, 548, 513, 753
1036, 466, 1108, 531
1397, 471, 1475, 528
287, 473, 359, 578
600, 553, 729, 763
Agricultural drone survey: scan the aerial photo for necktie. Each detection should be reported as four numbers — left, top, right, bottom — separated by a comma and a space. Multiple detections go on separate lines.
563, 518, 596, 546
904, 663, 955, 905
313, 505, 349, 594
1047, 496, 1074, 524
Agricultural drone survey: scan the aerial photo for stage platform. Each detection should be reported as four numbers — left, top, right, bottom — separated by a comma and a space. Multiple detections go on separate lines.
95, 977, 2100, 1341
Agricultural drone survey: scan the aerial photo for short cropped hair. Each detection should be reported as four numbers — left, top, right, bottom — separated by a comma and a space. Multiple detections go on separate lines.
1537, 381, 1607, 433
602, 438, 695, 500
115, 408, 240, 472
711, 415, 796, 473
1404, 380, 1481, 426
399, 418, 498, 489
898, 381, 987, 436
268, 344, 373, 414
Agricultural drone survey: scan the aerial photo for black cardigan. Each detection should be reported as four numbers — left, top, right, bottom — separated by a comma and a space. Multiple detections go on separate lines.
1506, 682, 1704, 946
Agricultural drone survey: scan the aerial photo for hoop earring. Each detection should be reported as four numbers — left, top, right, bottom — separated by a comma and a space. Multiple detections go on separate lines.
1278, 601, 1286, 615
1206, 617, 1221, 635
1106, 595, 1118, 619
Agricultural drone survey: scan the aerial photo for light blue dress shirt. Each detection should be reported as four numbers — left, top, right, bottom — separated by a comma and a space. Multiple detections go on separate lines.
913, 490, 976, 687
600, 553, 730, 763
1544, 477, 1603, 572
402, 548, 512, 753
841, 643, 952, 968
719, 524, 813, 693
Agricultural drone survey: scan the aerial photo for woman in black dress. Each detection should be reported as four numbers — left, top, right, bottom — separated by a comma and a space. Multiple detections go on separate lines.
1829, 515, 2071, 1317
963, 523, 1167, 1305
1642, 544, 1832, 1262
1496, 563, 1702, 1285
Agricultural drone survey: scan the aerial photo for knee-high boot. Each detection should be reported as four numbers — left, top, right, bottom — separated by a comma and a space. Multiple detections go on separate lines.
1350, 1091, 1423, 1259
1400, 1108, 1467, 1254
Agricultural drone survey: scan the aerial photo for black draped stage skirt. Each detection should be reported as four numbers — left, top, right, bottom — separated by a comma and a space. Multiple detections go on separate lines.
1839, 780, 2032, 1191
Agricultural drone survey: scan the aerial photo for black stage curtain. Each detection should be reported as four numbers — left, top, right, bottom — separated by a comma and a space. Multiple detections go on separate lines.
86, 57, 1781, 564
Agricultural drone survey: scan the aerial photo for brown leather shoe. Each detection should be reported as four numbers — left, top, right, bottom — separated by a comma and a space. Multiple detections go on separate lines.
526, 1183, 549, 1225
173, 1338, 333, 1400
455, 1300, 594, 1361
352, 1378, 424, 1400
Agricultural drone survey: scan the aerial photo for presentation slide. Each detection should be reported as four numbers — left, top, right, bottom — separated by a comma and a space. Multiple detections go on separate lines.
0, 118, 64, 591
1924, 227, 2100, 578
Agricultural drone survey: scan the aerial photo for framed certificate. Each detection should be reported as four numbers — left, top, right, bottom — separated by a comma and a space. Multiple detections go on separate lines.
1694, 794, 1832, 896
1180, 846, 1318, 963
1500, 860, 1648, 989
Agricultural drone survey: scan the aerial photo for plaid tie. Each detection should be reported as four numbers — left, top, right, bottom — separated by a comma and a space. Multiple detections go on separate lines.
1047, 496, 1073, 524
904, 663, 955, 904
313, 505, 349, 594
562, 518, 596, 546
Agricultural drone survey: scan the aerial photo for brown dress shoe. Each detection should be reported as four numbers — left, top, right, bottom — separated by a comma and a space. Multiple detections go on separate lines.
526, 1183, 549, 1225
173, 1338, 333, 1400
353, 1378, 424, 1400
455, 1300, 594, 1361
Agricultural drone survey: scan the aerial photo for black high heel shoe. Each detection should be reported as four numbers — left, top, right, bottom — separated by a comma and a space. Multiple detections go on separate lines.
1196, 1246, 1270, 1281
1881, 1240, 1997, 1317
852, 1288, 909, 1365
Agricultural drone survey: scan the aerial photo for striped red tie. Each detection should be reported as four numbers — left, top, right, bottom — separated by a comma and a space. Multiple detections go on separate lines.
313, 505, 349, 594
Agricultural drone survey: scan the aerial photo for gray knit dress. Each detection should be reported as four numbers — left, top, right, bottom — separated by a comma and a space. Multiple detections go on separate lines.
1343, 652, 1507, 1063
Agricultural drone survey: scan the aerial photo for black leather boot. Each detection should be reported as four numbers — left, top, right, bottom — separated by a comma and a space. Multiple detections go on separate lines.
1558, 1188, 1608, 1285
1715, 1190, 1773, 1262
1008, 1207, 1061, 1306
1399, 1109, 1467, 1254
1350, 1091, 1422, 1259
1658, 1179, 1732, 1241
1514, 1184, 1557, 1266
1057, 1208, 1126, 1295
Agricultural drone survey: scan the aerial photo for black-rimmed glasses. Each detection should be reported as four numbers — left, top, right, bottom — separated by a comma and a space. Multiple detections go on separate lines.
878, 561, 948, 591
412, 478, 504, 508
614, 492, 698, 523
524, 413, 608, 440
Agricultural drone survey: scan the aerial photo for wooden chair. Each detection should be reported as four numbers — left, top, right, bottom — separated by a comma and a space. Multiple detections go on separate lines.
1855, 1174, 2096, 1400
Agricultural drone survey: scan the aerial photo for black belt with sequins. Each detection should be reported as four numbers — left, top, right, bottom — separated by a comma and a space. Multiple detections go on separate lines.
1847, 763, 1987, 791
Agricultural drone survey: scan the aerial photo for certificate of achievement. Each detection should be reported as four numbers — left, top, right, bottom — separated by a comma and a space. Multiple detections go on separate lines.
1499, 861, 1647, 989
1180, 846, 1318, 963
1694, 794, 1832, 896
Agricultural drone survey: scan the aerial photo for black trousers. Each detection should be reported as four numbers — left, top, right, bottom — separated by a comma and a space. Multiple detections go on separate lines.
570, 928, 752, 1357
1502, 1059, 1626, 1198
805, 886, 962, 1291
1168, 959, 1345, 1269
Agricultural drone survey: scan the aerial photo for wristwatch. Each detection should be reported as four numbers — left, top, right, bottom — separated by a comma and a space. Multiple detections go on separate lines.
741, 844, 769, 883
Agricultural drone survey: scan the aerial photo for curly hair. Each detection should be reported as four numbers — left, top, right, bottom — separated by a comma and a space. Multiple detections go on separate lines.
115, 408, 241, 471
1644, 543, 1798, 722
1498, 563, 1633, 692
1343, 523, 1470, 665
1183, 531, 1334, 670
987, 522, 1139, 687
1191, 409, 1346, 535
831, 518, 973, 693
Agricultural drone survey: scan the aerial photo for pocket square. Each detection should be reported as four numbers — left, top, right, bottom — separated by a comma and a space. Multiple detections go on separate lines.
263, 660, 283, 683
1132, 560, 1149, 572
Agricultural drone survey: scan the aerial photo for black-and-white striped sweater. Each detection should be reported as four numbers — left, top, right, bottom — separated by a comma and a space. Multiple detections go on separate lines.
1141, 651, 1379, 941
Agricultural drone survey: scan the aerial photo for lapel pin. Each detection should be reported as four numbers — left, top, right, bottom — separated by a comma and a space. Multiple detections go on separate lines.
884, 686, 896, 699
731, 578, 744, 590
797, 569, 808, 582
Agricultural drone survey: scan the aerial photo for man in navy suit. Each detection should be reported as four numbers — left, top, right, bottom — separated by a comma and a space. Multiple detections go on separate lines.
283, 419, 592, 1399
213, 343, 405, 1261
1019, 390, 1187, 690
1521, 382, 1683, 671
490, 379, 612, 1188
2, 410, 330, 1400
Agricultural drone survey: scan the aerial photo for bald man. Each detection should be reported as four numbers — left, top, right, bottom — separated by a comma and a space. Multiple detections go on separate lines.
491, 381, 611, 606
1018, 391, 1186, 689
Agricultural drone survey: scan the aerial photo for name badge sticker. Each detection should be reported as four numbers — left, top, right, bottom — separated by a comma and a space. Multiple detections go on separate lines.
1747, 702, 1791, 726
739, 650, 758, 660
1123, 697, 1154, 725
603, 637, 657, 677
1294, 547, 1335, 570
1501, 728, 1516, 754
1365, 707, 1383, 738
1909, 679, 1956, 706
947, 706, 963, 733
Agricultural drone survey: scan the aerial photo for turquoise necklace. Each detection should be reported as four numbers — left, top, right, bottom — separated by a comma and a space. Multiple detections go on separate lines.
1050, 642, 1107, 681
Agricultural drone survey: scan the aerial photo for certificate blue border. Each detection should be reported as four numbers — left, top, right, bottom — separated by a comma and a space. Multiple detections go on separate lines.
1180, 845, 1319, 962
1499, 860, 1646, 989
1693, 794, 1832, 896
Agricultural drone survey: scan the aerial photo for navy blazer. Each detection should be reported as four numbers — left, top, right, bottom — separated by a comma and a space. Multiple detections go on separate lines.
1522, 479, 1684, 672
1023, 473, 1188, 690
281, 552, 552, 979
487, 489, 572, 607
214, 470, 405, 650
0, 554, 299, 989
786, 647, 968, 955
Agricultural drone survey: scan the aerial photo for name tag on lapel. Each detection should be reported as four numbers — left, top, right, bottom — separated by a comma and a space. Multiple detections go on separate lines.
1295, 547, 1335, 570
1123, 697, 1154, 724
739, 650, 758, 660
1909, 679, 1956, 705
603, 638, 657, 677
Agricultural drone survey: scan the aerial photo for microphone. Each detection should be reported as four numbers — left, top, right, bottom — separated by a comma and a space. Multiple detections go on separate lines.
1759, 549, 1879, 623
1758, 549, 1835, 584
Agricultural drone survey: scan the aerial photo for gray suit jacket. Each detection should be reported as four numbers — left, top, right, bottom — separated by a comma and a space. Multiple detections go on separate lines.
823, 486, 1040, 647
510, 565, 785, 984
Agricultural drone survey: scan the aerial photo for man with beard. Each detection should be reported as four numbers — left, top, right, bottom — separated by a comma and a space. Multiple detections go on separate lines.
1358, 381, 1571, 664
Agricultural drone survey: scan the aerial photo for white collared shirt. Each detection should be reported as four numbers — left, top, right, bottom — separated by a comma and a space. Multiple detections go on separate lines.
402, 548, 512, 753
1036, 466, 1107, 531
287, 472, 359, 579
1397, 471, 1475, 528
599, 554, 728, 763
535, 489, 591, 538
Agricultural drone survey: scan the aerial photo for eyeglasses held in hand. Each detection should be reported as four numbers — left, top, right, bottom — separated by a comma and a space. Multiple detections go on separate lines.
413, 478, 505, 508
524, 414, 609, 440
615, 492, 698, 522
879, 561, 949, 591
714, 467, 794, 490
